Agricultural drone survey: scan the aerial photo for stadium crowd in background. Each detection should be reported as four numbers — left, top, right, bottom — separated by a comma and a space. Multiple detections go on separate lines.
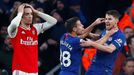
0, 0, 134, 75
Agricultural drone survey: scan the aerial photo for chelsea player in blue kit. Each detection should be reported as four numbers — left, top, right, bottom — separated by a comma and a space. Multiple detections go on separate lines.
59, 17, 115, 75
59, 17, 97, 75
81, 10, 126, 75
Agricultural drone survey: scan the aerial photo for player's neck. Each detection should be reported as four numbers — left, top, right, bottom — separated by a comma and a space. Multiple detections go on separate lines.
108, 26, 119, 31
70, 32, 77, 37
20, 23, 31, 30
114, 24, 119, 29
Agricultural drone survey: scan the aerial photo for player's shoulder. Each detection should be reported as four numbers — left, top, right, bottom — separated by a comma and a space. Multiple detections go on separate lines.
60, 33, 68, 41
116, 30, 125, 37
113, 30, 126, 41
31, 25, 37, 30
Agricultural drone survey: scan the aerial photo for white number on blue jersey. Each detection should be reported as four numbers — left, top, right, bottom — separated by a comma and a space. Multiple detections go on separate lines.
60, 50, 71, 67
115, 38, 122, 47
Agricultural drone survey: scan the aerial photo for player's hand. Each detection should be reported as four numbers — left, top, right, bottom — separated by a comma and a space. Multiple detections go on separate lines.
18, 3, 25, 13
93, 18, 105, 25
25, 4, 38, 13
80, 38, 92, 47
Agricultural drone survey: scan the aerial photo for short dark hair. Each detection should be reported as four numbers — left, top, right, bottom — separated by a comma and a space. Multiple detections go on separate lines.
106, 10, 121, 19
65, 17, 79, 33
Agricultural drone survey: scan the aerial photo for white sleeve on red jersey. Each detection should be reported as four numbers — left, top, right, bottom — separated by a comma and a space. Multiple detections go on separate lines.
33, 11, 57, 35
7, 12, 23, 38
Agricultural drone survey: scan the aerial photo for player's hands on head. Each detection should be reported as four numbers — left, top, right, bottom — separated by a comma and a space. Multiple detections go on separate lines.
25, 4, 38, 13
18, 3, 26, 13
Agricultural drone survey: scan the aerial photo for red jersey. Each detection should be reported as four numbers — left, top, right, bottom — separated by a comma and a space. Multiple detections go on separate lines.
11, 26, 38, 72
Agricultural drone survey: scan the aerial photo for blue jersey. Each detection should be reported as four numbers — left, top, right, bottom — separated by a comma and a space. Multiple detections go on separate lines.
86, 30, 126, 75
59, 33, 82, 75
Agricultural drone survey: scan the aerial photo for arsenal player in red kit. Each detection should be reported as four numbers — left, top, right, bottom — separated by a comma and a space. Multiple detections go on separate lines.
7, 3, 57, 75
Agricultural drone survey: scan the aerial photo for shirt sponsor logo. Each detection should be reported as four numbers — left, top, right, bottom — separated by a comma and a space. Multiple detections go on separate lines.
20, 37, 38, 45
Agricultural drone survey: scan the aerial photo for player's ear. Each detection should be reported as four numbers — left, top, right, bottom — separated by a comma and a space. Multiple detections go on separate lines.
115, 18, 119, 24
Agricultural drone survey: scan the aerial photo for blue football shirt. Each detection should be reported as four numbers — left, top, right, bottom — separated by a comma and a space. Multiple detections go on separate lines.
86, 30, 126, 75
59, 33, 83, 74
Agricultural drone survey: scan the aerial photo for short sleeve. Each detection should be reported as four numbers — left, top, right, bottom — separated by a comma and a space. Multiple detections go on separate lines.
112, 35, 126, 50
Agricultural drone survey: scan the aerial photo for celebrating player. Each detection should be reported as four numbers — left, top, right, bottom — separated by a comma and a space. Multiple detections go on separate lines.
81, 10, 126, 75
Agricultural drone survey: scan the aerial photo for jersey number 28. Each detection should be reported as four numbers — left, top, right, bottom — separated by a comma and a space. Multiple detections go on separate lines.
60, 50, 71, 67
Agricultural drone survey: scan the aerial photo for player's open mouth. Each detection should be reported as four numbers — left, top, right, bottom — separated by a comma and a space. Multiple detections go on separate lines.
106, 23, 110, 26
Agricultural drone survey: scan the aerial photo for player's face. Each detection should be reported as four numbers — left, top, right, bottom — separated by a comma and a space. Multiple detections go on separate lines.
22, 8, 33, 25
75, 20, 84, 35
124, 61, 134, 75
105, 14, 118, 30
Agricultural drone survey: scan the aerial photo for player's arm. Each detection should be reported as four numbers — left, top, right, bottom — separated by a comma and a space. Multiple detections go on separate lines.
88, 33, 100, 40
95, 29, 117, 45
81, 39, 116, 53
27, 4, 57, 35
90, 41, 116, 53
80, 29, 119, 53
81, 34, 125, 53
79, 18, 105, 38
95, 34, 110, 45
34, 10, 57, 34
7, 4, 25, 38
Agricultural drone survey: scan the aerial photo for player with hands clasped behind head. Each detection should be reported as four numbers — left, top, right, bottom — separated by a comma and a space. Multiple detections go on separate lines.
7, 3, 57, 75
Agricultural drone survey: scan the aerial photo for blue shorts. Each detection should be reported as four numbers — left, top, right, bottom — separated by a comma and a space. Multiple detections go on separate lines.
59, 71, 78, 75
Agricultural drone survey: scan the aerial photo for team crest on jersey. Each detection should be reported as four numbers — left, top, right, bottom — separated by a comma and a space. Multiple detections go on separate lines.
21, 31, 25, 34
32, 30, 35, 35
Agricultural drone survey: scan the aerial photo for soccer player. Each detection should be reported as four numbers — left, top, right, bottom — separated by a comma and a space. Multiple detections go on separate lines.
7, 4, 57, 75
59, 17, 115, 75
80, 10, 126, 75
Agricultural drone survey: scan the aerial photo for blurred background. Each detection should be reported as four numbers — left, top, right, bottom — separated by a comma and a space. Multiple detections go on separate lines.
0, 0, 134, 75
